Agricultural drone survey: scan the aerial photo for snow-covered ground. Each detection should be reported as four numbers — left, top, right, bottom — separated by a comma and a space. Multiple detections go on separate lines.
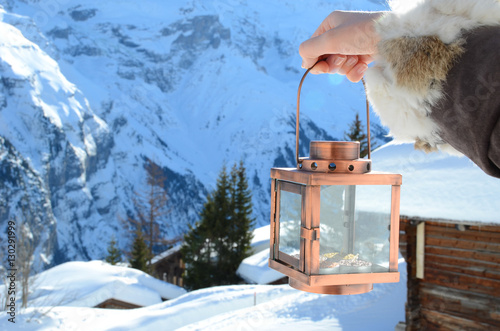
0, 259, 406, 330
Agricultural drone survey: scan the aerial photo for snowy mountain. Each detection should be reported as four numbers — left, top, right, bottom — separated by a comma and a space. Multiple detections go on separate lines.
0, 0, 390, 269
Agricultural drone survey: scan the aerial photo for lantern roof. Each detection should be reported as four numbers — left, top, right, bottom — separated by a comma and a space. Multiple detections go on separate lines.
271, 168, 402, 186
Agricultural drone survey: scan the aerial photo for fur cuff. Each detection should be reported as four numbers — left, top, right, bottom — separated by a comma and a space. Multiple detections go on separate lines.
364, 0, 500, 153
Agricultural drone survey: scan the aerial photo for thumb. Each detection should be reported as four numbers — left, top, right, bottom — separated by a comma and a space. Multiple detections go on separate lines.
299, 29, 343, 68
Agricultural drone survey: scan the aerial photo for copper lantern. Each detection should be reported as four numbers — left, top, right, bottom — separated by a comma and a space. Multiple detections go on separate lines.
268, 64, 402, 295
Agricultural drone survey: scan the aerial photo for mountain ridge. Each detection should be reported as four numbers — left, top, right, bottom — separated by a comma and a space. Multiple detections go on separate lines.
0, 0, 389, 270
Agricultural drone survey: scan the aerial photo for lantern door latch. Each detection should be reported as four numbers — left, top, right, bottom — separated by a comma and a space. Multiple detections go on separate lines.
300, 227, 320, 241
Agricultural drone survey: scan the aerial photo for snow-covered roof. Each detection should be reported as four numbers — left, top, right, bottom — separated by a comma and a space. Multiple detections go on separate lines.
249, 223, 270, 253
151, 243, 183, 265
21, 261, 186, 308
372, 142, 499, 224
237, 223, 285, 285
237, 249, 284, 284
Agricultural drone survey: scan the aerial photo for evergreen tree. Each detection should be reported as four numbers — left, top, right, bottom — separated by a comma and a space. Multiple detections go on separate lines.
181, 162, 254, 290
181, 221, 214, 289
344, 113, 376, 158
129, 229, 150, 273
229, 161, 254, 270
105, 236, 122, 265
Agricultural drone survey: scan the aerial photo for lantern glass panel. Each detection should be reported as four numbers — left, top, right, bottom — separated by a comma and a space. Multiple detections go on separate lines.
319, 185, 392, 275
278, 185, 302, 259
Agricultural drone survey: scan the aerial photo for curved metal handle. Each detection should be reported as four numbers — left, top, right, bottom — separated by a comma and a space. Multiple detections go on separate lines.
296, 60, 372, 167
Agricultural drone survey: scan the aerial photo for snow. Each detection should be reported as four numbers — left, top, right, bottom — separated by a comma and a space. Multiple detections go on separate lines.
0, 261, 187, 309
0, 260, 406, 330
237, 249, 284, 285
249, 224, 271, 253
151, 243, 182, 265
371, 142, 500, 224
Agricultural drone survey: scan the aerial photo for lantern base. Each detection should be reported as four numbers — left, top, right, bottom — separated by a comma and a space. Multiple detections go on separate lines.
289, 278, 373, 295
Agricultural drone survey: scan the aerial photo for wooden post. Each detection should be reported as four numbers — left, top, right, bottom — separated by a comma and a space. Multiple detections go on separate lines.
416, 222, 425, 279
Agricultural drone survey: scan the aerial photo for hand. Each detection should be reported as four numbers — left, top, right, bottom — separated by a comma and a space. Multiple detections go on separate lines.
299, 11, 384, 82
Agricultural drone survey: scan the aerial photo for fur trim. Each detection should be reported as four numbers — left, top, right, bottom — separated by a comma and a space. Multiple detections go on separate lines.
365, 0, 500, 153
379, 36, 464, 94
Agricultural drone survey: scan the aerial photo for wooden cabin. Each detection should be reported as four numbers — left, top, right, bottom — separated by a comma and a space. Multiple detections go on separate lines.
151, 244, 185, 287
399, 216, 500, 330
95, 299, 142, 309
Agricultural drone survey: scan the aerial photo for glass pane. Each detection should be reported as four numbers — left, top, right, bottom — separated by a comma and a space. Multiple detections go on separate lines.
354, 185, 392, 273
278, 186, 302, 259
319, 185, 391, 274
319, 185, 355, 274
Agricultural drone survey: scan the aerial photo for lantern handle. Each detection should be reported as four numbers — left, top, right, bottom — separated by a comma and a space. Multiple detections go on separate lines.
296, 60, 372, 167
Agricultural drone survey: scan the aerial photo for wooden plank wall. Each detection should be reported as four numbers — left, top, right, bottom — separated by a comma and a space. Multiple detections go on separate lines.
400, 217, 500, 330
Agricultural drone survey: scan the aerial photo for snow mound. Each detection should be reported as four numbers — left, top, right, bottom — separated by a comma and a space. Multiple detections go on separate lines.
19, 260, 187, 308
237, 249, 284, 285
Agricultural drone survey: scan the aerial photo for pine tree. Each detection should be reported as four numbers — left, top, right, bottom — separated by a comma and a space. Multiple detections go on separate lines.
181, 221, 214, 289
129, 229, 150, 273
230, 161, 254, 270
105, 236, 122, 265
344, 113, 370, 158
181, 162, 254, 290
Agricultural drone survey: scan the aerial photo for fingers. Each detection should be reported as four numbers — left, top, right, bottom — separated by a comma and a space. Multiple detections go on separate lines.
307, 54, 369, 83
340, 54, 373, 82
347, 62, 368, 83
307, 60, 330, 75
326, 54, 347, 74
306, 54, 356, 74
336, 55, 368, 82
338, 55, 358, 75
308, 54, 346, 74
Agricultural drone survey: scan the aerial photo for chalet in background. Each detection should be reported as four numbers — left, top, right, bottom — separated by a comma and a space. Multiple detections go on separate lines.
399, 217, 500, 330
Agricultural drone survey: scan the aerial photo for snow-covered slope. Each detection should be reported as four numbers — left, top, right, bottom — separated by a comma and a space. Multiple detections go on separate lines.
0, 0, 390, 269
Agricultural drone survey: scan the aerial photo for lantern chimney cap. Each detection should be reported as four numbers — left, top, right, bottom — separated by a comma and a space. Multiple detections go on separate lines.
310, 141, 360, 161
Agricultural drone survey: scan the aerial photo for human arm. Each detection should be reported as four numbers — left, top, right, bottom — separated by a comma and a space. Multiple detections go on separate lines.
364, 0, 500, 178
300, 0, 500, 178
